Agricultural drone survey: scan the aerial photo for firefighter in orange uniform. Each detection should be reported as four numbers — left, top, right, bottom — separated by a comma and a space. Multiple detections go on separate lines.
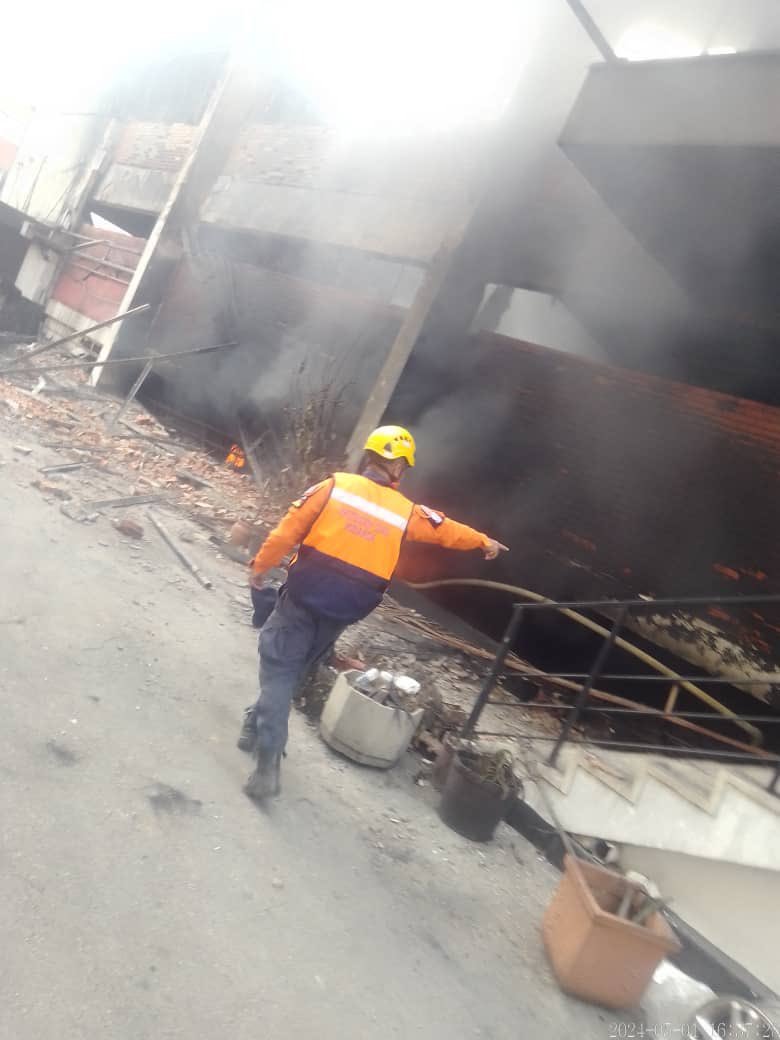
239, 425, 508, 800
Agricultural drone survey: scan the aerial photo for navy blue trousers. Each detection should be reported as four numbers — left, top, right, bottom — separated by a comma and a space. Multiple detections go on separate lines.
250, 591, 346, 755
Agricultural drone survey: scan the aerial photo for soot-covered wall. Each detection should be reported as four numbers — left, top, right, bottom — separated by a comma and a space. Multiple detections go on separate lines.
137, 249, 405, 439
392, 331, 780, 670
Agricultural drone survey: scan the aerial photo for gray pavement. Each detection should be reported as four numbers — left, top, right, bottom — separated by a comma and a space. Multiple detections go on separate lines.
0, 435, 618, 1039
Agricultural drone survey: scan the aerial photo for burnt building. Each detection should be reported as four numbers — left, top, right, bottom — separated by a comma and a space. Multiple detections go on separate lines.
0, 2, 779, 688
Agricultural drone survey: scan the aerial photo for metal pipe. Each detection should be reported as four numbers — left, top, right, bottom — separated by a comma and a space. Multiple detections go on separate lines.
109, 358, 154, 431
68, 260, 132, 286
664, 683, 680, 715
486, 701, 780, 724
479, 732, 780, 765
510, 673, 780, 685
66, 230, 145, 256
22, 303, 151, 360
512, 595, 780, 611
409, 580, 780, 610
462, 604, 525, 737
562, 0, 617, 62
147, 510, 213, 590
68, 255, 138, 277
1, 339, 237, 376
548, 605, 629, 766
63, 238, 109, 253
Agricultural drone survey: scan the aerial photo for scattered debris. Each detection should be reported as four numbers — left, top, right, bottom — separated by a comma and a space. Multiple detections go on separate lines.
110, 357, 154, 431
21, 302, 151, 361
466, 747, 518, 796
60, 503, 99, 524
175, 469, 211, 489
13, 444, 33, 455
209, 536, 251, 564
148, 510, 213, 590
295, 665, 338, 721
115, 515, 145, 540
330, 651, 364, 672
88, 493, 164, 510
31, 479, 72, 501
414, 730, 445, 761
39, 462, 84, 475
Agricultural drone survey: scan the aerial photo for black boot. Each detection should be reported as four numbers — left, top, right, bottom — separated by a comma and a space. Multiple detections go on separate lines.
244, 749, 281, 801
237, 708, 258, 752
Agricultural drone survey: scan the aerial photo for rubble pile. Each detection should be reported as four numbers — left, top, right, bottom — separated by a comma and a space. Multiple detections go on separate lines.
0, 348, 560, 760
0, 364, 281, 539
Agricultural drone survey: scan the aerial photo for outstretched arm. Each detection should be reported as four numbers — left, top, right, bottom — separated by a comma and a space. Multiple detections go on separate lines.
406, 505, 508, 560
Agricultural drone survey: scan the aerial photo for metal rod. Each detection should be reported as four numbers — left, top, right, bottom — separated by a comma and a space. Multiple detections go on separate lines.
63, 237, 107, 253
519, 673, 780, 685
548, 605, 628, 766
486, 701, 780, 723
0, 340, 237, 376
63, 241, 139, 274
39, 462, 85, 475
478, 732, 780, 765
147, 510, 213, 590
88, 494, 164, 509
563, 0, 617, 61
23, 304, 151, 359
462, 603, 525, 737
68, 260, 132, 286
506, 594, 780, 611
66, 230, 145, 256
110, 358, 154, 431
664, 683, 680, 714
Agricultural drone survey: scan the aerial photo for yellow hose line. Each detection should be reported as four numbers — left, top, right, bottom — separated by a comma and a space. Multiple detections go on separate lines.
406, 578, 761, 744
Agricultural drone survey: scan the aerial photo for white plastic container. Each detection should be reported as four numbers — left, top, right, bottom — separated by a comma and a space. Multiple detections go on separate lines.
320, 671, 423, 768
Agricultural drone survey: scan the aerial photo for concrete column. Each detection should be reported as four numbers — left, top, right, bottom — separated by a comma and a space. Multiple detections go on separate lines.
345, 226, 476, 466
90, 60, 256, 387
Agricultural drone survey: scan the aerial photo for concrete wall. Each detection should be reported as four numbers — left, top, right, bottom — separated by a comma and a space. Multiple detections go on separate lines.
620, 845, 779, 994
15, 243, 58, 306
113, 122, 197, 170
392, 332, 780, 667
93, 121, 198, 215
0, 111, 107, 227
133, 251, 403, 436
42, 298, 117, 351
201, 123, 478, 262
563, 53, 780, 149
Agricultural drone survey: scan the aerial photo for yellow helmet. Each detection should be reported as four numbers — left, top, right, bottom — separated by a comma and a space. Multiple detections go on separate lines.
364, 425, 416, 467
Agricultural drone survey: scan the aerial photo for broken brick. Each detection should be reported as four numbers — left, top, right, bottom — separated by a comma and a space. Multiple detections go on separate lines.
115, 515, 144, 540
31, 479, 71, 501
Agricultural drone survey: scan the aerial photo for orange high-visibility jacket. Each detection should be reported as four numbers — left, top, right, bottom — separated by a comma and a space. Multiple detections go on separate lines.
252, 472, 491, 622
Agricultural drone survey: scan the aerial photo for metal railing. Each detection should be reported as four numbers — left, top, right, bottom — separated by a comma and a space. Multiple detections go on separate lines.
460, 593, 780, 796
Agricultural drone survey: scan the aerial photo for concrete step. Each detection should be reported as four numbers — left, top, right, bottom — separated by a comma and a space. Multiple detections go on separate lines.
525, 745, 780, 872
